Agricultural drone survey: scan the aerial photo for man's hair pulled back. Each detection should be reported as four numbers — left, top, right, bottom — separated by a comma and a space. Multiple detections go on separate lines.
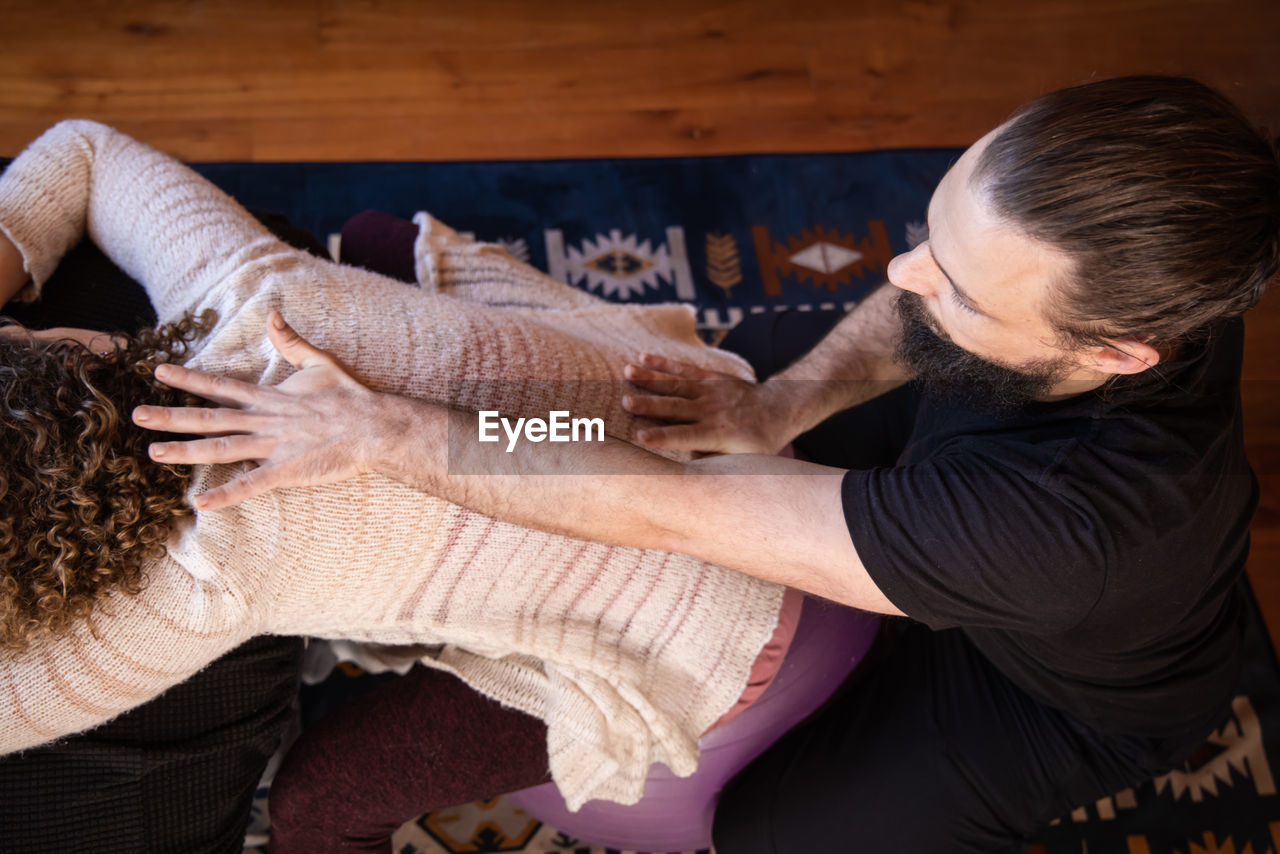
975, 75, 1280, 348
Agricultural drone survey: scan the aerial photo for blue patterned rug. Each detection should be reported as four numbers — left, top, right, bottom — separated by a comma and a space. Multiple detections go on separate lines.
191, 151, 953, 337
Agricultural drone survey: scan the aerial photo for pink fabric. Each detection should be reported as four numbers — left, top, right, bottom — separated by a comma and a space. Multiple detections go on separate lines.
708, 586, 804, 731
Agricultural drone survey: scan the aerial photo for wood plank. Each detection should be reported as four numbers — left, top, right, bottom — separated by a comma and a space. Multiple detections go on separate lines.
240, 105, 989, 161
2, 0, 1275, 159
0, 46, 816, 122
808, 0, 1280, 141
0, 118, 256, 161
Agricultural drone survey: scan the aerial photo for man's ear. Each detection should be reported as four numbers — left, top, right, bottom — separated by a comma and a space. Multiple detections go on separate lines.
1087, 337, 1161, 376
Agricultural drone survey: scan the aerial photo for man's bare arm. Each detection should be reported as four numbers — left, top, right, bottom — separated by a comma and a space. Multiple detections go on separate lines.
622, 284, 910, 454
138, 313, 904, 615
378, 400, 901, 613
761, 282, 909, 429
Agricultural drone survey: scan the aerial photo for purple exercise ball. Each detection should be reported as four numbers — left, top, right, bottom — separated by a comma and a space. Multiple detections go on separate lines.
507, 596, 881, 851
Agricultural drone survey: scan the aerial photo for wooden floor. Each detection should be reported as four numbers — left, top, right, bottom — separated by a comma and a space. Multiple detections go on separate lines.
3, 0, 1280, 643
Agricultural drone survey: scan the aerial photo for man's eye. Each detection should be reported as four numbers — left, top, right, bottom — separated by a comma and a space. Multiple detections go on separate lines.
951, 289, 979, 316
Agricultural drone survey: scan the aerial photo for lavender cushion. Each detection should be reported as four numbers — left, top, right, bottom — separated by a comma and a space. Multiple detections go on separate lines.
507, 597, 880, 851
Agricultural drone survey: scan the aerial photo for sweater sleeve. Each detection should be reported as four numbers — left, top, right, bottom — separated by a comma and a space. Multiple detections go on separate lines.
0, 119, 293, 323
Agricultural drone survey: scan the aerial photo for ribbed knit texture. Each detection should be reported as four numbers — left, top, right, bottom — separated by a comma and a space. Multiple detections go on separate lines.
0, 120, 784, 810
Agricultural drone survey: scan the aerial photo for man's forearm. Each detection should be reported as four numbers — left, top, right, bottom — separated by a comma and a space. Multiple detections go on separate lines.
376, 400, 687, 549
139, 314, 903, 615
365, 284, 911, 610
371, 395, 901, 613
761, 284, 909, 440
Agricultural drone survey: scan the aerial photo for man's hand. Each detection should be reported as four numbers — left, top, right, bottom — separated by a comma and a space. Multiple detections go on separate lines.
622, 354, 800, 455
624, 288, 912, 455
133, 311, 392, 511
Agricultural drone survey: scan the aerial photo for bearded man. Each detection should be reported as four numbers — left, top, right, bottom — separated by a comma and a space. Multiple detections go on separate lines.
144, 76, 1280, 852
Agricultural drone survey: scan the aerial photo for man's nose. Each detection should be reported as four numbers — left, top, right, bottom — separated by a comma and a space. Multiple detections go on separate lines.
885, 242, 940, 298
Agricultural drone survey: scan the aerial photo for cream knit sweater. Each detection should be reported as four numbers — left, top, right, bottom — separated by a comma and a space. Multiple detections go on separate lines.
0, 121, 784, 810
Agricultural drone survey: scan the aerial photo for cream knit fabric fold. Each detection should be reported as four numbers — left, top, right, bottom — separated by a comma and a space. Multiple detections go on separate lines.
0, 120, 784, 809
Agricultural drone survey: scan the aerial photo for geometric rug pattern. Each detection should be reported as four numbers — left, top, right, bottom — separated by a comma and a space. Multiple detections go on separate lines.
394, 798, 708, 854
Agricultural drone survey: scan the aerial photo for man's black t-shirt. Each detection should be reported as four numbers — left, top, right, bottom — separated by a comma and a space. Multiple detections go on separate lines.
843, 318, 1258, 738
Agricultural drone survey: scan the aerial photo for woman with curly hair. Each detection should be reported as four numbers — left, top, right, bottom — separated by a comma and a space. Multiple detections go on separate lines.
0, 121, 795, 848
0, 314, 210, 651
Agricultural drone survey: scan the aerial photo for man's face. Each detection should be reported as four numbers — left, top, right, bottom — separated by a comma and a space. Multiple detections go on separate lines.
885, 127, 1098, 410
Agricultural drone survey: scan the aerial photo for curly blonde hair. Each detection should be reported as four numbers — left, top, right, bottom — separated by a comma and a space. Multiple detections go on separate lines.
0, 311, 213, 654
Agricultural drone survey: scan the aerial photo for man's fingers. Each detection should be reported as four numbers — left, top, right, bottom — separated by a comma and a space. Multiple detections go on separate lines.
133, 404, 263, 436
633, 423, 723, 453
267, 311, 337, 371
623, 363, 703, 398
636, 353, 714, 380
621, 393, 699, 422
148, 434, 277, 466
153, 363, 266, 408
191, 464, 290, 511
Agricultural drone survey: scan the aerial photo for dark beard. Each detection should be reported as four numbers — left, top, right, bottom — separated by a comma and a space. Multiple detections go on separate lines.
894, 291, 1070, 416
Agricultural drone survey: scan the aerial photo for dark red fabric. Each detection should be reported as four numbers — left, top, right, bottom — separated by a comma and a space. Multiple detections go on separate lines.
339, 210, 419, 284
268, 665, 550, 854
